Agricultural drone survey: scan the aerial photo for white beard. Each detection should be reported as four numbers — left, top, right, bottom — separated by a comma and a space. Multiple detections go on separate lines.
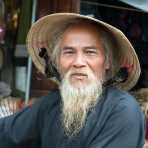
60, 68, 103, 137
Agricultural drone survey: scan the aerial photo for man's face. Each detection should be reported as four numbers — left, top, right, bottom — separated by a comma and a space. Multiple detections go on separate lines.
57, 23, 109, 136
58, 23, 108, 87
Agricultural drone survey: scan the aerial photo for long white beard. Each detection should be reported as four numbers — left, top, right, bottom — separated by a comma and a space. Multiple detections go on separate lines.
60, 69, 103, 137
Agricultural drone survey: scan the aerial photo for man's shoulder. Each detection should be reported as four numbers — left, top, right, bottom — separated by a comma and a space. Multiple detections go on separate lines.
103, 86, 141, 114
32, 89, 61, 111
95, 87, 144, 133
87, 87, 145, 148
46, 89, 61, 100
105, 86, 143, 117
105, 86, 132, 99
105, 86, 137, 103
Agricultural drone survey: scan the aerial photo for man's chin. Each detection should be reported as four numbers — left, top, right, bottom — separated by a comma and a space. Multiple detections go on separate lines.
69, 79, 89, 88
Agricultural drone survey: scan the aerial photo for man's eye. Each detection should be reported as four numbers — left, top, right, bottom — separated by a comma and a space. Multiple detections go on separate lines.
86, 50, 97, 55
62, 50, 74, 54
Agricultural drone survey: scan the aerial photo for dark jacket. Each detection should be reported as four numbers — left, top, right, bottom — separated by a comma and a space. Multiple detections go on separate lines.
0, 87, 145, 148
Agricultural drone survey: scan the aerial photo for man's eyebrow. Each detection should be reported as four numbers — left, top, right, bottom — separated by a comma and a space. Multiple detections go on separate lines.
61, 46, 74, 50
61, 46, 100, 51
84, 46, 99, 50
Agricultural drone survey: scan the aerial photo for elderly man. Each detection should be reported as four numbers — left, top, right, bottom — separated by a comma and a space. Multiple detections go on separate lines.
0, 13, 145, 148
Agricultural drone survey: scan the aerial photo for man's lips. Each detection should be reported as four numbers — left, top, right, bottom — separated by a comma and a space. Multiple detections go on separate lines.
71, 73, 87, 79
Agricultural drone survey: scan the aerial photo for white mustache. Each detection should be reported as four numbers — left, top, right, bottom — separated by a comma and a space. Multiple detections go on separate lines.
71, 73, 87, 76
68, 69, 90, 76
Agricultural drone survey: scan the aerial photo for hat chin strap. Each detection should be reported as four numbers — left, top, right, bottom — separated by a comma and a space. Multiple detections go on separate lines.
104, 67, 128, 87
38, 48, 60, 80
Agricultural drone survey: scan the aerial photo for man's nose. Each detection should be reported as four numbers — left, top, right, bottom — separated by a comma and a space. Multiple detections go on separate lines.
73, 53, 86, 68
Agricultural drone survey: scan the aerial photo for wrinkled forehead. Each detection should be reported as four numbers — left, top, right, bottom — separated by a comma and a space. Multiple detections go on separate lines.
49, 19, 106, 50
62, 18, 105, 37
60, 23, 104, 45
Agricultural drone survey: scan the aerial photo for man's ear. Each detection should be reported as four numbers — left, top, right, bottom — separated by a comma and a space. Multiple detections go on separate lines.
105, 54, 112, 70
105, 61, 110, 70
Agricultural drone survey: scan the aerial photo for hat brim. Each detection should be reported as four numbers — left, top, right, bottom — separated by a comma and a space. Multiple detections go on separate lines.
27, 13, 141, 91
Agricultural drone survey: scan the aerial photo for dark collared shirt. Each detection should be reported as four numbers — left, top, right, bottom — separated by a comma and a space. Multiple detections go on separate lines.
0, 87, 145, 148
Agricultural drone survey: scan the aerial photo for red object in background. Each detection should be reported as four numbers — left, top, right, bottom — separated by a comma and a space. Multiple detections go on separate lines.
16, 98, 36, 110
17, 99, 24, 110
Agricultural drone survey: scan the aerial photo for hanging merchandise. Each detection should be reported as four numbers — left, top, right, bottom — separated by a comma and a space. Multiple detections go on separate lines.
15, 0, 33, 58
0, 0, 23, 91
14, 0, 33, 98
0, 0, 5, 74
0, 46, 4, 70
0, 0, 6, 44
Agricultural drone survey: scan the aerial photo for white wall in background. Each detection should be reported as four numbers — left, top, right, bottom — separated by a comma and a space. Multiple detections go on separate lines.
15, 66, 27, 92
